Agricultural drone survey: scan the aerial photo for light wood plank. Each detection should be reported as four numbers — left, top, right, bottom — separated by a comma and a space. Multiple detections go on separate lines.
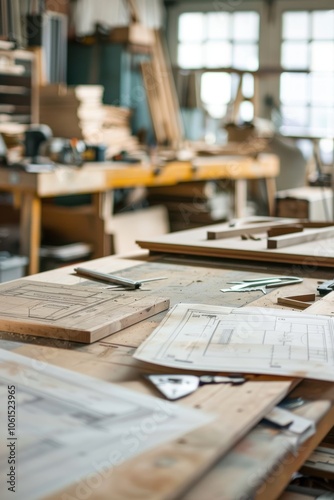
0, 279, 169, 343
137, 217, 334, 268
207, 217, 298, 240
267, 225, 334, 249
45, 380, 291, 500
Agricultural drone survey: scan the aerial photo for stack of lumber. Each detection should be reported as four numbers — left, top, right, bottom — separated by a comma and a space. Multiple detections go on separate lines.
147, 181, 229, 231
40, 85, 105, 141
101, 105, 140, 158
39, 85, 140, 157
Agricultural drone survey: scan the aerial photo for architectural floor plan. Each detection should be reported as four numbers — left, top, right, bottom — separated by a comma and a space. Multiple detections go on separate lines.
0, 349, 211, 500
134, 303, 334, 382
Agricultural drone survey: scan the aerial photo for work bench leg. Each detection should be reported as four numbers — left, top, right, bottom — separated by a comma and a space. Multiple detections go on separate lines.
20, 193, 41, 275
265, 177, 277, 217
91, 192, 113, 258
234, 179, 247, 218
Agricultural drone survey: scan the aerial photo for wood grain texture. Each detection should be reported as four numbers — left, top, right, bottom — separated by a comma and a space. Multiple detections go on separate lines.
45, 380, 292, 500
0, 279, 169, 343
267, 225, 334, 249
137, 218, 334, 268
277, 294, 316, 310
207, 218, 300, 239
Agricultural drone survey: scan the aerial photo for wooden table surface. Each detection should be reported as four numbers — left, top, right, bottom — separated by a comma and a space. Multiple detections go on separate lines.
0, 251, 333, 499
0, 153, 279, 274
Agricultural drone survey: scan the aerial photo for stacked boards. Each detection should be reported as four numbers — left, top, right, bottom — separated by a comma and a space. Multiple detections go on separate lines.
39, 85, 140, 157
40, 85, 106, 141
102, 105, 140, 158
0, 49, 37, 126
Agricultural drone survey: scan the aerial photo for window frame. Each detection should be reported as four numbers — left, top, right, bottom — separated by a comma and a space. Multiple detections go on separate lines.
167, 0, 334, 121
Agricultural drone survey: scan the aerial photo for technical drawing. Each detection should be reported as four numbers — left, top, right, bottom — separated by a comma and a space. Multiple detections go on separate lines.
0, 349, 210, 500
135, 303, 334, 382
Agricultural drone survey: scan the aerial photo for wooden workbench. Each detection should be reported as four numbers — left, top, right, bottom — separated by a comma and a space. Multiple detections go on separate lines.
0, 250, 333, 499
0, 153, 278, 274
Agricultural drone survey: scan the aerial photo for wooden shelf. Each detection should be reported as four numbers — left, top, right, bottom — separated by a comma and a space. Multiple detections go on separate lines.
0, 49, 38, 125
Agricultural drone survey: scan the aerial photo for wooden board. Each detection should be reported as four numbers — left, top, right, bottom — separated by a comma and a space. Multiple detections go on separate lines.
141, 60, 167, 144
14, 339, 334, 500
268, 225, 334, 249
4, 254, 334, 500
0, 279, 169, 343
46, 381, 291, 500
14, 345, 291, 500
207, 217, 301, 239
136, 217, 334, 268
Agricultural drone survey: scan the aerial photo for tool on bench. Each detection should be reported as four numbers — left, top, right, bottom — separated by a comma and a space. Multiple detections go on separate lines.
317, 279, 334, 296
145, 374, 246, 401
221, 276, 303, 294
74, 267, 166, 289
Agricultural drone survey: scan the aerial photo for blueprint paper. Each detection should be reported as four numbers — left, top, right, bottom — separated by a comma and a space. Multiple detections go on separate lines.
0, 349, 212, 500
134, 303, 334, 382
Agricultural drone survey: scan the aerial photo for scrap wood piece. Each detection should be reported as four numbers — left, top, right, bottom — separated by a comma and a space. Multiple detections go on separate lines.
277, 294, 316, 310
47, 380, 292, 500
207, 218, 301, 240
0, 279, 169, 343
267, 225, 334, 249
267, 224, 304, 237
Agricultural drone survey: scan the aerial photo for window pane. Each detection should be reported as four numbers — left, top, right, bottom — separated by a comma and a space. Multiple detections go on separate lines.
233, 12, 259, 41
240, 101, 254, 122
206, 103, 227, 119
207, 12, 230, 39
178, 43, 204, 68
281, 106, 309, 127
280, 73, 309, 104
179, 13, 205, 42
282, 12, 309, 40
319, 139, 334, 165
281, 42, 309, 69
310, 73, 334, 105
205, 41, 232, 67
312, 10, 334, 40
242, 73, 254, 99
310, 107, 334, 132
233, 44, 259, 71
310, 41, 334, 71
201, 72, 232, 104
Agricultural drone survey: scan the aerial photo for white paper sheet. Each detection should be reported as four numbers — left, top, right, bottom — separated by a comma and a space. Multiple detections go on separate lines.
0, 349, 212, 500
134, 303, 334, 382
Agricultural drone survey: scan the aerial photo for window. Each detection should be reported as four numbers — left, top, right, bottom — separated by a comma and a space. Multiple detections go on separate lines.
177, 11, 260, 119
280, 10, 334, 136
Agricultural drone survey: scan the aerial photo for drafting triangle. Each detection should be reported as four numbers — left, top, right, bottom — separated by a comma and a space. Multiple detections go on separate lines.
145, 374, 199, 400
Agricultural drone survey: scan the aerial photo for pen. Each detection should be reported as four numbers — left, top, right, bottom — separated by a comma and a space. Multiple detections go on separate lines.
74, 267, 141, 289
74, 267, 167, 289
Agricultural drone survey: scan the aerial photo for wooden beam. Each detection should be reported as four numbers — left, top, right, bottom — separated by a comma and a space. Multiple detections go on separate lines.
267, 225, 334, 249
207, 219, 300, 240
